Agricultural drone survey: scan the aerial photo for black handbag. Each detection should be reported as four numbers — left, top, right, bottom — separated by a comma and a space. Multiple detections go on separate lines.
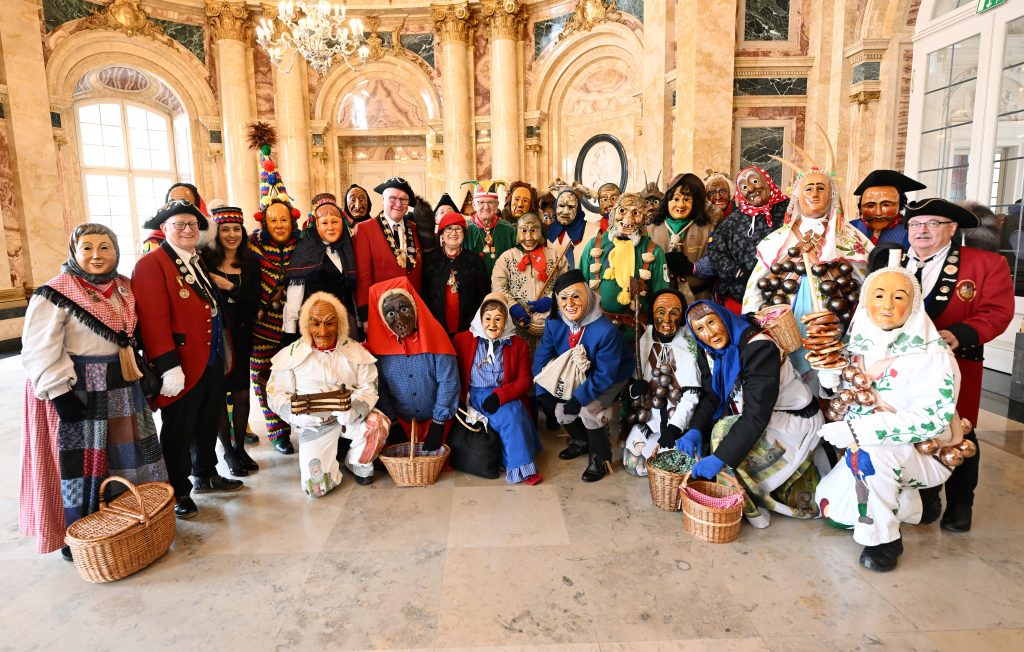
447, 407, 502, 479
132, 345, 162, 399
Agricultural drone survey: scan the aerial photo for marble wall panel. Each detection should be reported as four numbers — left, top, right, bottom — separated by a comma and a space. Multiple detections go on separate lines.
476, 145, 492, 179
734, 77, 808, 95
744, 0, 790, 40
336, 79, 426, 130
533, 15, 570, 60
474, 31, 491, 116
739, 126, 785, 184
0, 128, 24, 288
563, 65, 634, 115
852, 62, 881, 83
97, 66, 150, 92
400, 33, 435, 70
897, 47, 913, 171
618, 0, 645, 22
253, 48, 275, 121
733, 104, 806, 175
152, 19, 206, 65
737, 0, 809, 55
42, 0, 92, 33
908, 0, 923, 26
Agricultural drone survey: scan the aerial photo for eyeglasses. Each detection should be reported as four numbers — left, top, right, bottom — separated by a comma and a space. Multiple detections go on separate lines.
475, 200, 498, 207
907, 220, 954, 231
707, 188, 730, 197
385, 196, 410, 205
165, 221, 200, 231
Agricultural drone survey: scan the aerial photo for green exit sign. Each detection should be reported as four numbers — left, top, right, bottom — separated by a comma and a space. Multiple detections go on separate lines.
978, 0, 1007, 13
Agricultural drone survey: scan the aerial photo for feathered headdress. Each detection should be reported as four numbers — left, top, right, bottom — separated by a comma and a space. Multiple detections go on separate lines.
247, 121, 300, 221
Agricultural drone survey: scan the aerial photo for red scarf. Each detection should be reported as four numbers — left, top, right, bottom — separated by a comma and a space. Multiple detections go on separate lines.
515, 247, 548, 282
44, 272, 137, 334
470, 211, 498, 231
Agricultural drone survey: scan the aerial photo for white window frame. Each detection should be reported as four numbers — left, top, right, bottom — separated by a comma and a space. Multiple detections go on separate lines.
75, 99, 178, 261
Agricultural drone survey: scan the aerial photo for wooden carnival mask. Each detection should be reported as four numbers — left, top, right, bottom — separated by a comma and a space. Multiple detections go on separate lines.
865, 271, 914, 331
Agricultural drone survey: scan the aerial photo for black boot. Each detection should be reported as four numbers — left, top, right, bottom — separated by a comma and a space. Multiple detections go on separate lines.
61, 545, 73, 562
233, 442, 259, 472
222, 446, 249, 477
582, 453, 608, 482
559, 420, 589, 460
919, 486, 942, 525
859, 537, 903, 572
274, 437, 295, 455
941, 504, 973, 532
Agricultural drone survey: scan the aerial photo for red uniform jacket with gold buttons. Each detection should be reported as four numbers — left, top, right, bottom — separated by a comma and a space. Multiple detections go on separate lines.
903, 241, 1014, 423
131, 242, 220, 409
353, 215, 422, 313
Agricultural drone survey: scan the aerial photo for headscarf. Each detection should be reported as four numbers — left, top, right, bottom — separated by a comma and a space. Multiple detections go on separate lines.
469, 292, 515, 364
735, 165, 787, 224
686, 299, 756, 419
844, 260, 946, 364
547, 188, 586, 244
62, 223, 121, 284
364, 276, 455, 357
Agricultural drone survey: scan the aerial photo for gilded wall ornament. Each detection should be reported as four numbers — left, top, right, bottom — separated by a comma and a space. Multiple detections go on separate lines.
557, 0, 621, 43
361, 16, 437, 79
80, 0, 169, 43
432, 2, 473, 44
206, 0, 252, 44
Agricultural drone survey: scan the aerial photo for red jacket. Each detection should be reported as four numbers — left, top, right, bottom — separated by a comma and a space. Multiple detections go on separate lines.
906, 242, 1014, 423
353, 216, 422, 311
453, 331, 532, 410
131, 242, 220, 409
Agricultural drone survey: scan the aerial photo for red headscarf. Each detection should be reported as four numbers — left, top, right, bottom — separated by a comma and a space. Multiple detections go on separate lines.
735, 165, 788, 227
364, 277, 456, 357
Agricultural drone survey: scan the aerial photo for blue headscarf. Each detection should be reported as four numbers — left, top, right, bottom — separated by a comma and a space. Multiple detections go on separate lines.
546, 189, 586, 244
686, 300, 755, 419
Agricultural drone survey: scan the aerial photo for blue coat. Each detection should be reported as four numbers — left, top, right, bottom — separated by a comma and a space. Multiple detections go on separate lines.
533, 312, 634, 406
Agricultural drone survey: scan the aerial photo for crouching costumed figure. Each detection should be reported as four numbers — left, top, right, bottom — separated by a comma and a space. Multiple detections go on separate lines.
268, 292, 388, 494
678, 300, 830, 527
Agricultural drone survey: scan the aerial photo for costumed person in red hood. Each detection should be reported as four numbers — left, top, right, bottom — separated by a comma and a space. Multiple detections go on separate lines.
353, 177, 423, 325
133, 199, 242, 520
283, 192, 359, 339
705, 166, 789, 313
464, 180, 517, 276
849, 170, 925, 247
897, 199, 1014, 533
341, 183, 372, 232
22, 224, 167, 559
364, 277, 460, 453
143, 182, 210, 254
246, 122, 303, 455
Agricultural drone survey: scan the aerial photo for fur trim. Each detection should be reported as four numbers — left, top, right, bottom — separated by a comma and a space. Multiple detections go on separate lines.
298, 291, 350, 347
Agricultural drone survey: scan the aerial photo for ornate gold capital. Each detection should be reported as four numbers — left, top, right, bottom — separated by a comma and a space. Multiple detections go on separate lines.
481, 0, 526, 41
80, 0, 169, 42
206, 0, 252, 43
432, 2, 473, 44
558, 1, 620, 44
850, 89, 881, 105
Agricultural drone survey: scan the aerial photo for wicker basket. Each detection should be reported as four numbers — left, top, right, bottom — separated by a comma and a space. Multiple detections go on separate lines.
679, 472, 744, 544
379, 421, 449, 487
755, 304, 802, 354
65, 476, 176, 583
646, 457, 687, 512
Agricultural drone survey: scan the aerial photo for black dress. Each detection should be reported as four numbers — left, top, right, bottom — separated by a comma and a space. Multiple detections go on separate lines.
209, 260, 259, 392
421, 248, 488, 335
705, 199, 789, 303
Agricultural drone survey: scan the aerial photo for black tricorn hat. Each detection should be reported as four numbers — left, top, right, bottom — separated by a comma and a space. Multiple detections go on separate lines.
373, 177, 417, 207
433, 193, 460, 215
904, 198, 980, 228
853, 170, 927, 196
549, 268, 587, 319
143, 199, 208, 230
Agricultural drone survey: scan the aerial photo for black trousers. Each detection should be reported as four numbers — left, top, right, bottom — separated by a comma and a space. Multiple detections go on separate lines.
159, 359, 225, 498
945, 430, 980, 508
536, 393, 612, 461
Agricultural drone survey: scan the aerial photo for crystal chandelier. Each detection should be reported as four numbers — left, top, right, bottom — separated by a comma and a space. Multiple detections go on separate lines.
256, 1, 370, 77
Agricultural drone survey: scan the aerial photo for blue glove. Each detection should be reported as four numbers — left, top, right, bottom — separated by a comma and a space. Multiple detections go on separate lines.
674, 428, 702, 457
691, 454, 725, 480
510, 303, 530, 326
528, 297, 552, 313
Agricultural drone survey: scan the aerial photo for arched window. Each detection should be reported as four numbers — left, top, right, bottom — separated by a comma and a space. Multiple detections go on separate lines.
76, 100, 177, 272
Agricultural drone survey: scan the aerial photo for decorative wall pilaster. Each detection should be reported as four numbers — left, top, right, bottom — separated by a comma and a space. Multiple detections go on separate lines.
433, 2, 476, 192
482, 0, 526, 181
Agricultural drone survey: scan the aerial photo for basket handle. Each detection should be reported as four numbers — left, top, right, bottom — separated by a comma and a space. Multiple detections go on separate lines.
98, 475, 148, 524
409, 420, 417, 460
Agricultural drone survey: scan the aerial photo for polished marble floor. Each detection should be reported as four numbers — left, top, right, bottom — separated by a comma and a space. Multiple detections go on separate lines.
2, 353, 1024, 651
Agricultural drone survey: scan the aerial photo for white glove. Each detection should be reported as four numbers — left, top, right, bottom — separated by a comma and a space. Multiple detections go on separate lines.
554, 402, 577, 425
160, 366, 185, 397
818, 368, 841, 391
291, 414, 323, 431
819, 421, 855, 449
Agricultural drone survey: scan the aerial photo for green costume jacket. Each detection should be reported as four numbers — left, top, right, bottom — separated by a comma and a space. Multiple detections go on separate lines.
578, 232, 669, 321
466, 219, 517, 276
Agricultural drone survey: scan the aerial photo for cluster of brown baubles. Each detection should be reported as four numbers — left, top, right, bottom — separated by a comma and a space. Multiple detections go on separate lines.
755, 247, 860, 326
624, 365, 683, 429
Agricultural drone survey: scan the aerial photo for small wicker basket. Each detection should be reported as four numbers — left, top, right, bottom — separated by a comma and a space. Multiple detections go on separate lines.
679, 472, 744, 544
646, 457, 687, 512
379, 421, 449, 487
755, 304, 802, 354
64, 476, 176, 583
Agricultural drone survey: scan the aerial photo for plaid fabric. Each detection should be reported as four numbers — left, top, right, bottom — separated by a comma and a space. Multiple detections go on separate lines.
58, 354, 166, 527
20, 381, 65, 553
250, 339, 290, 440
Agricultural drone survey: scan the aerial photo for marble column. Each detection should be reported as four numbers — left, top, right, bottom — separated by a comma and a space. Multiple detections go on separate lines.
264, 3, 311, 209
207, 1, 258, 220
673, 0, 736, 174
0, 0, 67, 287
433, 3, 476, 195
482, 0, 526, 182
804, 1, 855, 178
640, 0, 670, 183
